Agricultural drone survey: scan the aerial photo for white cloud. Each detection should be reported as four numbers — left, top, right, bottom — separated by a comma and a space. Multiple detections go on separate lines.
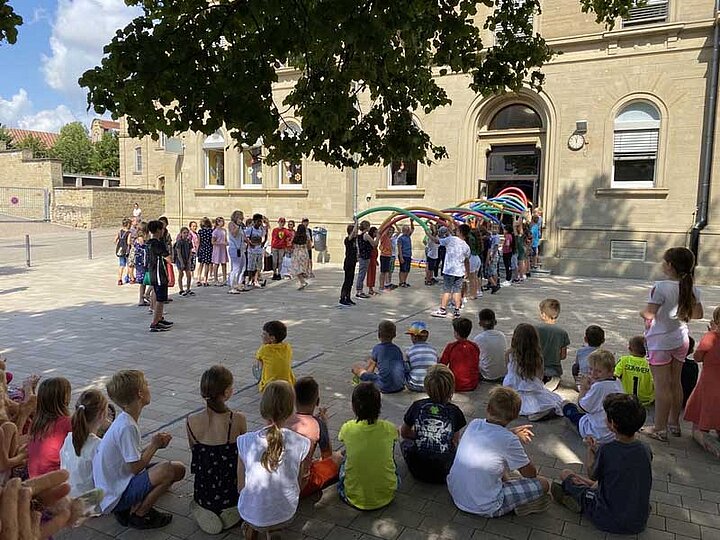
0, 89, 77, 132
42, 0, 140, 97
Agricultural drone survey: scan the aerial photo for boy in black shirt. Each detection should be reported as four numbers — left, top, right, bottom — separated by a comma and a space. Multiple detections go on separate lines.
552, 393, 652, 534
339, 222, 359, 306
147, 220, 173, 332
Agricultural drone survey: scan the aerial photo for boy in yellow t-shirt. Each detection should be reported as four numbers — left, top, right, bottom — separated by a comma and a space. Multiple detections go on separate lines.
338, 382, 398, 510
256, 320, 295, 392
614, 336, 655, 406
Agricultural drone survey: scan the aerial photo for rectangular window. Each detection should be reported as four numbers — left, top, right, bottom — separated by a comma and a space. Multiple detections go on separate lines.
622, 0, 668, 27
389, 160, 418, 188
242, 147, 263, 188
158, 132, 166, 149
612, 129, 658, 188
205, 149, 225, 187
279, 160, 303, 187
494, 0, 533, 45
134, 147, 142, 173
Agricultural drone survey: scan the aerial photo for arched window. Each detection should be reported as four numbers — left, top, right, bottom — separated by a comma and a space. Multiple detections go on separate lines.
241, 144, 263, 188
613, 102, 660, 188
134, 147, 142, 173
203, 131, 225, 187
278, 122, 303, 187
489, 104, 542, 130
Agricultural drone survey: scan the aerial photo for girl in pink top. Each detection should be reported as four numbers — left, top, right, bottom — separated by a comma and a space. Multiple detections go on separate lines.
211, 216, 229, 285
28, 377, 72, 478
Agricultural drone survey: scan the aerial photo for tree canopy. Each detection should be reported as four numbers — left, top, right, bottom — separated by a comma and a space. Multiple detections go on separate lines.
81, 0, 635, 169
51, 122, 94, 174
0, 0, 22, 45
91, 131, 120, 177
14, 135, 49, 158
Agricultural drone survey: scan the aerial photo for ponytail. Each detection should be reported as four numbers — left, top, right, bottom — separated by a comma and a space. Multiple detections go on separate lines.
258, 381, 295, 473
71, 389, 108, 456
664, 247, 697, 322
677, 272, 696, 323
261, 423, 284, 472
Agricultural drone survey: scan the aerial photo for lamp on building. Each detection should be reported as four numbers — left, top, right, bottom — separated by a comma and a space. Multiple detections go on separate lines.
575, 120, 588, 133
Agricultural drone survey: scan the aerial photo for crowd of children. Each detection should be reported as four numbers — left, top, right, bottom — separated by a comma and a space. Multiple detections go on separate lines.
4, 244, 719, 537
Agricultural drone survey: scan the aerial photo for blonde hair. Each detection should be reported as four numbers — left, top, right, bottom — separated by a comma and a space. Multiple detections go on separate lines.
588, 349, 615, 373
107, 370, 146, 409
486, 386, 521, 424
424, 365, 455, 404
539, 298, 561, 320
72, 389, 108, 456
259, 381, 295, 472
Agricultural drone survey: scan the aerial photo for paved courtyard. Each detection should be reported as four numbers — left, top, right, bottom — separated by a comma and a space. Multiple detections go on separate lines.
2, 252, 720, 540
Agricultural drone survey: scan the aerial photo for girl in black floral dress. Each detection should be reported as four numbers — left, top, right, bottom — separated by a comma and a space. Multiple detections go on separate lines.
196, 217, 214, 286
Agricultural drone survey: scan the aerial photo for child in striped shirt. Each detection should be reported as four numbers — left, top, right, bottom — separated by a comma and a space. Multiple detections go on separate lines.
404, 322, 439, 391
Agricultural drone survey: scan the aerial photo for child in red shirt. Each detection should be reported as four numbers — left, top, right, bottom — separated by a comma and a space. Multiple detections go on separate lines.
28, 377, 72, 478
441, 317, 480, 391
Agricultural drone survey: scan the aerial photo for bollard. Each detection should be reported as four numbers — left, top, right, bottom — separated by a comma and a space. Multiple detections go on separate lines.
25, 234, 31, 267
87, 230, 93, 260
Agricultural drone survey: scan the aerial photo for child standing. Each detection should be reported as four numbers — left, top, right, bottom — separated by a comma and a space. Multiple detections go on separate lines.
447, 387, 550, 517
237, 381, 310, 536
503, 324, 563, 421
115, 218, 131, 286
338, 382, 398, 510
404, 322, 439, 392
287, 377, 342, 497
573, 325, 605, 378
440, 317, 480, 392
355, 221, 374, 298
397, 223, 414, 287
211, 217, 229, 286
401, 365, 466, 484
93, 370, 186, 529
472, 309, 508, 382
553, 394, 651, 535
684, 306, 720, 455
535, 299, 570, 390
366, 227, 379, 295
146, 220, 173, 332
133, 222, 150, 307
351, 320, 406, 394
339, 223, 358, 306
378, 226, 393, 291
563, 350, 624, 444
197, 217, 214, 286
682, 336, 698, 407
641, 247, 703, 441
174, 226, 195, 296
60, 389, 108, 498
387, 225, 402, 288
256, 320, 295, 392
614, 336, 655, 406
28, 377, 72, 478
186, 366, 247, 534
424, 223, 440, 286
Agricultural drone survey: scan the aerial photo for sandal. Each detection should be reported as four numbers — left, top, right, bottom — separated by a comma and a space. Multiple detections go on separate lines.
640, 426, 668, 442
668, 425, 682, 437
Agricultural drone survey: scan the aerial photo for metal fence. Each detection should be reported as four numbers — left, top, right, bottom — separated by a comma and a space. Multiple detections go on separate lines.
0, 229, 117, 267
0, 187, 50, 221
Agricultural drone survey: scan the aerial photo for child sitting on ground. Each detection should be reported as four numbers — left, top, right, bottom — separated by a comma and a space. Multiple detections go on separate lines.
28, 378, 72, 478
535, 299, 570, 390
186, 366, 247, 534
684, 307, 720, 458
351, 320, 406, 394
447, 386, 550, 517
614, 336, 655, 406
338, 382, 398, 510
563, 350, 624, 445
237, 381, 310, 537
573, 325, 605, 378
472, 309, 508, 382
256, 320, 295, 392
440, 317, 480, 392
553, 394, 651, 534
404, 321, 438, 392
60, 389, 108, 499
400, 365, 466, 484
503, 324, 563, 421
94, 370, 186, 529
287, 377, 342, 497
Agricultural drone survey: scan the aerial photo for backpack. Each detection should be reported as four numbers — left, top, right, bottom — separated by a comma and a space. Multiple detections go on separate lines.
116, 230, 129, 257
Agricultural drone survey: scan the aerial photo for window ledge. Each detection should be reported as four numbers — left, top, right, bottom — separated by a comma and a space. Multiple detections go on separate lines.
193, 188, 308, 197
595, 187, 669, 199
375, 188, 426, 199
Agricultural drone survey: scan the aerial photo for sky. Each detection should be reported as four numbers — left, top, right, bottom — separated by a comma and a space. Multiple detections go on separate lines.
0, 0, 140, 133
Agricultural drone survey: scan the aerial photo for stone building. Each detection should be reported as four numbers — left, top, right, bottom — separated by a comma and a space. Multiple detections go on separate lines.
90, 119, 120, 143
120, 0, 720, 280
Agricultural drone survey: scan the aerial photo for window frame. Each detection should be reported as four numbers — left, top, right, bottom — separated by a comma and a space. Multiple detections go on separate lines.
387, 159, 420, 189
277, 122, 304, 189
240, 145, 264, 189
134, 147, 142, 174
621, 0, 669, 28
611, 101, 661, 189
203, 132, 226, 189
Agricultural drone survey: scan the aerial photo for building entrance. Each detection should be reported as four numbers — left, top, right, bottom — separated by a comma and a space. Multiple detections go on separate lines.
479, 144, 541, 205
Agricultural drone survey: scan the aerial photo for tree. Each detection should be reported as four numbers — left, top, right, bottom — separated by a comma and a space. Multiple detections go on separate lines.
0, 123, 11, 148
51, 122, 94, 174
91, 131, 120, 177
80, 0, 635, 169
0, 0, 22, 45
13, 135, 49, 158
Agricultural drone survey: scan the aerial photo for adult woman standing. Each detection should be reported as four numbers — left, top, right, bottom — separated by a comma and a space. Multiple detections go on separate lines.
227, 210, 247, 294
641, 247, 703, 441
289, 224, 311, 290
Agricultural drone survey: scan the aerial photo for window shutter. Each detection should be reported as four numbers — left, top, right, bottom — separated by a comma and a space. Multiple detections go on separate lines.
614, 129, 659, 157
623, 0, 668, 26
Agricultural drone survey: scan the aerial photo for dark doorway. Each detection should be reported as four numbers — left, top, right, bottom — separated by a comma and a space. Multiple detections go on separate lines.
479, 144, 541, 205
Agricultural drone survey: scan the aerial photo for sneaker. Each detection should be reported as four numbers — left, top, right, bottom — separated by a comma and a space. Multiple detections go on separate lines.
179, 290, 187, 296
514, 494, 551, 516
551, 481, 581, 513
544, 376, 561, 391
502, 280, 512, 287
452, 309, 461, 319
186, 290, 195, 296
348, 299, 357, 305
128, 508, 173, 530
219, 507, 241, 530
355, 292, 370, 299
431, 308, 448, 318
191, 501, 223, 535
339, 299, 352, 306
491, 285, 500, 294
149, 324, 170, 333
272, 274, 282, 281
461, 298, 467, 309
158, 319, 174, 327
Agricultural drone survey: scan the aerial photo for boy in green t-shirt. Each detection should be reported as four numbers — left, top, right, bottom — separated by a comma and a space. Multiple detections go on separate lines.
614, 336, 655, 406
338, 382, 398, 510
535, 299, 570, 390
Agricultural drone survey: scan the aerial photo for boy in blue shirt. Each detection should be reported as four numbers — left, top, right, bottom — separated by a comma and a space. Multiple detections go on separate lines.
352, 320, 406, 393
397, 222, 414, 287
572, 325, 605, 378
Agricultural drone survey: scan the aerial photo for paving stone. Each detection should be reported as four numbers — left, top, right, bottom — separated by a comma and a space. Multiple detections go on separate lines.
484, 519, 532, 540
560, 522, 606, 540
637, 529, 674, 540
656, 503, 690, 521
693, 511, 720, 529
416, 516, 475, 538
684, 499, 720, 514
349, 514, 403, 540
700, 525, 720, 540
666, 517, 702, 538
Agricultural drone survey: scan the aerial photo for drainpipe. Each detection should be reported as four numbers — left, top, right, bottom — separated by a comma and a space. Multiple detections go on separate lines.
690, 0, 720, 260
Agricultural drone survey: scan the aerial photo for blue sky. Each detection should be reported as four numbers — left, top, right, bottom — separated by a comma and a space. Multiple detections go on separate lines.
0, 0, 139, 132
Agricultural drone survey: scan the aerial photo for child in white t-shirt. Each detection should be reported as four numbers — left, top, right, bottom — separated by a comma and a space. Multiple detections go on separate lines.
237, 381, 310, 536
60, 389, 109, 499
447, 386, 550, 517
563, 350, 624, 444
472, 309, 508, 382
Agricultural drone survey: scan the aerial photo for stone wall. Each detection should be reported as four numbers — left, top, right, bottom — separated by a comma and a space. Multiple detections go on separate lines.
0, 150, 63, 189
52, 187, 165, 229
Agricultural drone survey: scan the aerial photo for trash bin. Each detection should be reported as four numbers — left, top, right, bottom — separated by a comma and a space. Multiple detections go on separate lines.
312, 227, 327, 252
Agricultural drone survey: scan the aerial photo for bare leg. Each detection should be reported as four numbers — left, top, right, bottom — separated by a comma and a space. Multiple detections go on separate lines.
650, 363, 671, 432
134, 461, 186, 516
668, 359, 684, 428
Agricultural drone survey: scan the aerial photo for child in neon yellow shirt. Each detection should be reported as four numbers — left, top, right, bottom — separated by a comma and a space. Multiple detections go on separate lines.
614, 336, 654, 406
256, 320, 295, 392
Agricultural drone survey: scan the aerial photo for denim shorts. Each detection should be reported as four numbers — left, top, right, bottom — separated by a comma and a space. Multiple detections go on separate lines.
118, 256, 128, 267
443, 274, 464, 293
114, 469, 153, 512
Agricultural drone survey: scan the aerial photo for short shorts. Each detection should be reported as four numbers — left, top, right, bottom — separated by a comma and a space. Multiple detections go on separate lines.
647, 341, 689, 366
469, 255, 481, 273
379, 255, 392, 274
114, 469, 153, 513
118, 256, 128, 267
153, 284, 169, 303
490, 478, 546, 517
399, 259, 411, 273
443, 274, 464, 294
247, 250, 264, 272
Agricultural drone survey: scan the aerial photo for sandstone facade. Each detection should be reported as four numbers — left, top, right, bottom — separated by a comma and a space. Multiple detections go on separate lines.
52, 187, 165, 229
